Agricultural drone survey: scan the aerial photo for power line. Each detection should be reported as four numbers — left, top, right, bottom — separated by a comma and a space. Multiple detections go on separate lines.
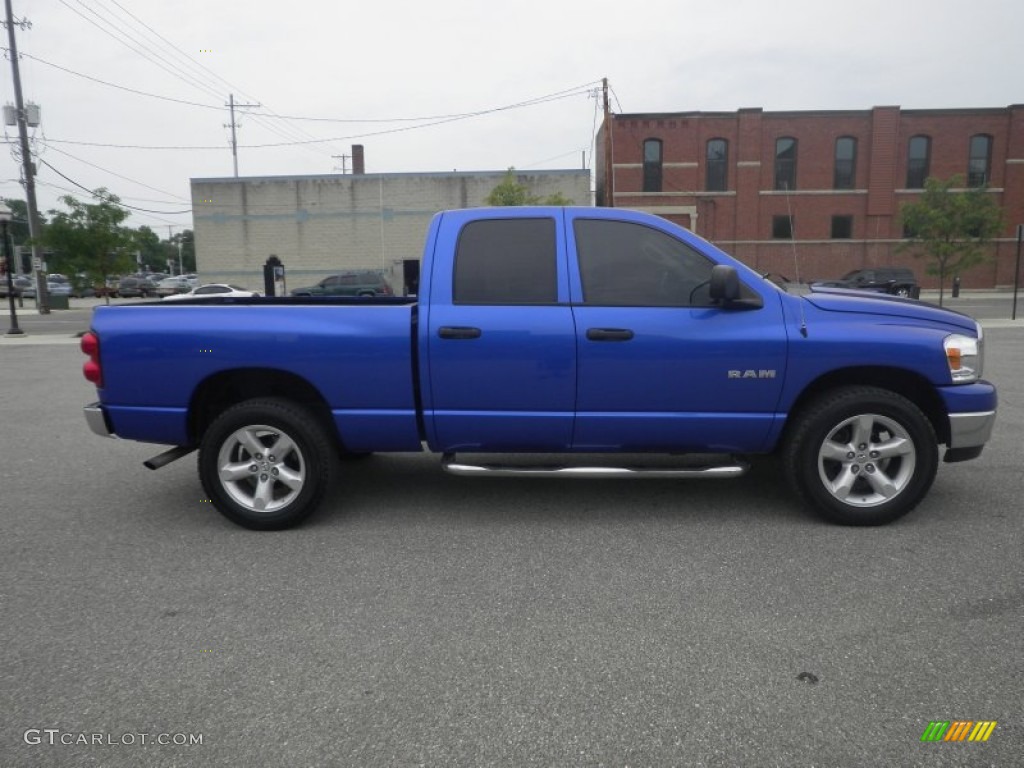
38, 158, 192, 214
38, 88, 595, 150
10, 50, 224, 110
39, 142, 192, 201
96, 0, 339, 154
59, 0, 328, 158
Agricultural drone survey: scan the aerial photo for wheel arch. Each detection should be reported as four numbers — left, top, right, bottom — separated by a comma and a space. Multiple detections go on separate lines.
782, 367, 949, 446
188, 368, 342, 450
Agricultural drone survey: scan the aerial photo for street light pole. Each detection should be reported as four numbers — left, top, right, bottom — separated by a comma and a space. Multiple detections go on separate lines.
0, 201, 24, 335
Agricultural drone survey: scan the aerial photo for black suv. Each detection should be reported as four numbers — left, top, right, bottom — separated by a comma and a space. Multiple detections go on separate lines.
290, 270, 394, 297
813, 268, 920, 298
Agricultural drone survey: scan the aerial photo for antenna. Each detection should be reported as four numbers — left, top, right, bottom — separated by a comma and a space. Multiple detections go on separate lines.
783, 183, 808, 338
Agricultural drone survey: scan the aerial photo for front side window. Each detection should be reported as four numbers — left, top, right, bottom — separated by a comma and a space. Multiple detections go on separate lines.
454, 218, 557, 304
968, 134, 992, 187
643, 138, 663, 192
574, 219, 716, 307
834, 137, 856, 189
907, 135, 931, 188
706, 139, 728, 191
774, 137, 797, 190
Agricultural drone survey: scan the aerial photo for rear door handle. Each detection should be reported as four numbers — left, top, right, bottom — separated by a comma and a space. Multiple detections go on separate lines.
586, 328, 634, 342
438, 326, 482, 340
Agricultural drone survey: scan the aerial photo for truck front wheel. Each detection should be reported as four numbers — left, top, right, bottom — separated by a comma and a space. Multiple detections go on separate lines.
198, 398, 338, 530
783, 387, 938, 525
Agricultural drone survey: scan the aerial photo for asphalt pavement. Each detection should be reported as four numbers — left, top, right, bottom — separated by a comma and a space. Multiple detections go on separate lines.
1, 320, 1022, 765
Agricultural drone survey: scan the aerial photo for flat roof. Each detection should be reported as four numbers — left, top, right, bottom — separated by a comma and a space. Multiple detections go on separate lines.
191, 169, 590, 184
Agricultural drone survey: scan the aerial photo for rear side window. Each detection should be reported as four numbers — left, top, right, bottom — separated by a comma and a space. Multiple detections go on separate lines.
574, 219, 717, 307
454, 218, 557, 304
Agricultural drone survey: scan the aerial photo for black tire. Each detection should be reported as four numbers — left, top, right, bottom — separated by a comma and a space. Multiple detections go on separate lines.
783, 386, 938, 525
198, 398, 338, 530
894, 286, 912, 297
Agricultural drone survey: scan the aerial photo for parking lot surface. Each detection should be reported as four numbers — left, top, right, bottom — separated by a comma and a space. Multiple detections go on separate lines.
1, 330, 1021, 767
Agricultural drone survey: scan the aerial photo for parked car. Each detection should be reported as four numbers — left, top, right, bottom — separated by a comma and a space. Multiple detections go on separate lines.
46, 274, 73, 298
290, 270, 394, 297
812, 268, 920, 298
163, 284, 260, 301
0, 275, 33, 298
154, 276, 193, 297
116, 276, 158, 298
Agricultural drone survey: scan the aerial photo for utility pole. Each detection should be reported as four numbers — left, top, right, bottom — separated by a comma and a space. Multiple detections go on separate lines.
602, 77, 614, 208
332, 154, 351, 174
224, 93, 260, 177
3, 0, 47, 312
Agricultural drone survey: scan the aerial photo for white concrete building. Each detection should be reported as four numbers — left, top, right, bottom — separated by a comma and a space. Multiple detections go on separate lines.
190, 168, 591, 294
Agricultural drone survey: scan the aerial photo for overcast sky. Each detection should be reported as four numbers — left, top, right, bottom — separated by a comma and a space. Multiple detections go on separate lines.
2, 0, 1022, 233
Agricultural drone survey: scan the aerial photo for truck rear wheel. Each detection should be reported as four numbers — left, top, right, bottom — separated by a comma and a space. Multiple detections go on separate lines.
199, 398, 338, 530
783, 387, 938, 525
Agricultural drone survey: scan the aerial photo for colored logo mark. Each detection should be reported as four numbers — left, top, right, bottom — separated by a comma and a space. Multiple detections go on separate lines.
921, 720, 997, 742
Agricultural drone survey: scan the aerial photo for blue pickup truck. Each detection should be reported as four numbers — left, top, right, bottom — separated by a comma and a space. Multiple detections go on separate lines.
81, 207, 996, 530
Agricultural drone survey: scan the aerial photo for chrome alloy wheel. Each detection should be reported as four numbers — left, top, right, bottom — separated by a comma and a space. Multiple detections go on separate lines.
216, 424, 306, 514
816, 413, 917, 508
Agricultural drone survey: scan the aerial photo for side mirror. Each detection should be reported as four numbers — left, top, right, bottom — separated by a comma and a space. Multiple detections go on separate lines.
709, 265, 740, 302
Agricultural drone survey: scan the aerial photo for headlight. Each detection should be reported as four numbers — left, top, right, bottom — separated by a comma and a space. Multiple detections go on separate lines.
944, 331, 982, 383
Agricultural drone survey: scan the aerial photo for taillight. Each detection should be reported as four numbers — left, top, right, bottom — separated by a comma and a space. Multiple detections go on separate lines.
81, 331, 103, 387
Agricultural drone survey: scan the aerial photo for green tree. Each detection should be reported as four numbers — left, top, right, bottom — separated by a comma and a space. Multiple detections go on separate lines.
485, 168, 575, 206
42, 190, 134, 304
1, 198, 45, 246
899, 175, 1002, 305
170, 229, 196, 273
133, 225, 165, 271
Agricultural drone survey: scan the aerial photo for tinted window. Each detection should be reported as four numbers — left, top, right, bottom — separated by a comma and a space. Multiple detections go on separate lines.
774, 137, 797, 190
643, 138, 663, 192
574, 219, 716, 307
968, 134, 992, 187
706, 139, 728, 191
834, 137, 856, 189
907, 135, 930, 188
831, 215, 853, 239
772, 215, 794, 239
454, 218, 557, 304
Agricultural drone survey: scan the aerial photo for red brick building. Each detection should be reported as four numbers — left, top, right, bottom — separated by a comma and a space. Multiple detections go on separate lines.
595, 105, 1024, 287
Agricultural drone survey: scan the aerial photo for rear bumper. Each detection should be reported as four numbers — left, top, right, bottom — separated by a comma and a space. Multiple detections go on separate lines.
84, 402, 114, 438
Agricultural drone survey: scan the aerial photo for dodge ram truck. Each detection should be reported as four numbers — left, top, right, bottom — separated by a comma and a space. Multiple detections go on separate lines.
81, 207, 997, 530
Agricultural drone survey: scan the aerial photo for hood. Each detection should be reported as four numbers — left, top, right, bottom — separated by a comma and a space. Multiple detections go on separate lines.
803, 288, 978, 333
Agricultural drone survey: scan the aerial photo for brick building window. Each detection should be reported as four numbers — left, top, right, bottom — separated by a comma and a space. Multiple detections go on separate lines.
706, 138, 728, 191
831, 215, 853, 239
834, 137, 857, 189
906, 135, 931, 188
772, 215, 794, 239
968, 134, 992, 187
643, 138, 663, 192
774, 137, 797, 190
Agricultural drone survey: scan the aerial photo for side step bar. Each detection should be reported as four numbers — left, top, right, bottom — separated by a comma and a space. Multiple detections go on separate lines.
442, 455, 748, 479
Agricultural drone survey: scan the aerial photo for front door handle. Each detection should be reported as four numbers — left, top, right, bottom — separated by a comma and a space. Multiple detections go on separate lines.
438, 326, 482, 340
586, 328, 635, 342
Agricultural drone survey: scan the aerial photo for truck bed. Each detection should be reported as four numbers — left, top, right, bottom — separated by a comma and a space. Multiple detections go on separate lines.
90, 298, 422, 451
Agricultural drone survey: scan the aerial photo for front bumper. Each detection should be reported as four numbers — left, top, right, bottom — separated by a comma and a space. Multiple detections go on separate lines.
84, 403, 114, 438
948, 410, 996, 449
